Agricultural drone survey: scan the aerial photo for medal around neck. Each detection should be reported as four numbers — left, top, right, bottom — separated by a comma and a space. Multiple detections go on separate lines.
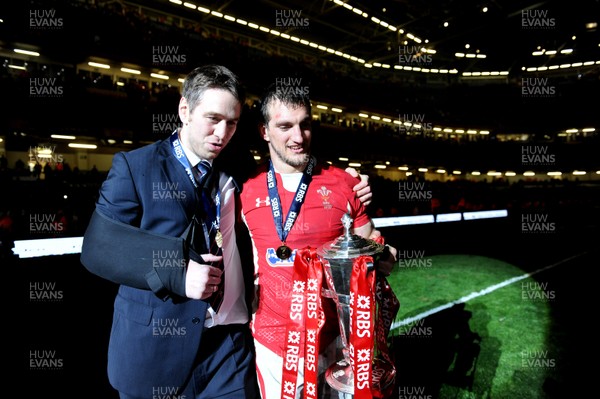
215, 230, 223, 248
267, 158, 315, 261
276, 244, 292, 260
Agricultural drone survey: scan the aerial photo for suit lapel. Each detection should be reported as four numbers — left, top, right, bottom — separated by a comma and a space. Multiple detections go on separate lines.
158, 138, 199, 223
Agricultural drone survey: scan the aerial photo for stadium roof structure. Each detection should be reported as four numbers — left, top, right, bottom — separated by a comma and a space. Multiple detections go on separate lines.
146, 0, 599, 78
1, 0, 598, 145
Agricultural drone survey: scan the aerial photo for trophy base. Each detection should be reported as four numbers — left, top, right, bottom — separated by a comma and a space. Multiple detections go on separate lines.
325, 359, 354, 394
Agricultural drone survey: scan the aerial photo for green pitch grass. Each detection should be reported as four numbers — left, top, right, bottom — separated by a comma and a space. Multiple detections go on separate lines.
385, 253, 582, 399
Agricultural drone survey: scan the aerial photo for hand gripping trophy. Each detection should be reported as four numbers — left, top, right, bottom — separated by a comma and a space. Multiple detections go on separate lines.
318, 214, 399, 398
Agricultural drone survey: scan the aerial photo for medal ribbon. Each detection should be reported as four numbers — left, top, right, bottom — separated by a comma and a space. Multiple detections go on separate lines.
170, 130, 198, 189
170, 131, 221, 250
281, 247, 324, 399
267, 157, 315, 251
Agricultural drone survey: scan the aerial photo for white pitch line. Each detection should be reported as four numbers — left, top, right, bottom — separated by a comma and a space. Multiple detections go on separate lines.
391, 252, 587, 329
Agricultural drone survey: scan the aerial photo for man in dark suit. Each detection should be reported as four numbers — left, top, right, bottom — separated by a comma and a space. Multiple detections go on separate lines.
81, 65, 258, 399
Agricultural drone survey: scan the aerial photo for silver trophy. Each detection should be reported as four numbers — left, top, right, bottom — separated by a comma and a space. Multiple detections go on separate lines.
318, 214, 384, 394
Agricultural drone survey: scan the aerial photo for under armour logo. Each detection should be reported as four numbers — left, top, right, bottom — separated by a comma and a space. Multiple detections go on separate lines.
256, 196, 271, 207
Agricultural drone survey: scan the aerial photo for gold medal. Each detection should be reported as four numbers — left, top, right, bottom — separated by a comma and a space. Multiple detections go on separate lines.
215, 230, 223, 248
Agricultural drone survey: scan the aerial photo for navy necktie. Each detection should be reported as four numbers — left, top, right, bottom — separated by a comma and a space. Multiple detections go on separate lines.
195, 160, 212, 188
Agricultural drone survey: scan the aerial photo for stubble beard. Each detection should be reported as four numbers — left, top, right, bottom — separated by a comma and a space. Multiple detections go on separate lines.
271, 143, 311, 170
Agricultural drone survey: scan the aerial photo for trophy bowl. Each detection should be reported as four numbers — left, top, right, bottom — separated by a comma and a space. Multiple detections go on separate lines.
317, 214, 384, 394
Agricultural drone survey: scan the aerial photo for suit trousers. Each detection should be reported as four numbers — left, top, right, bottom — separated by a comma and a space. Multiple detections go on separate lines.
119, 323, 259, 399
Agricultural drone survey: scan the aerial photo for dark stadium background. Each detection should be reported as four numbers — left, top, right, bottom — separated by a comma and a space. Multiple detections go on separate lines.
2, 1, 598, 398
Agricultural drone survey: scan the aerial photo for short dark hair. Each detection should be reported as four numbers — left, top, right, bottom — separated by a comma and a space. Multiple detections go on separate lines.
182, 65, 245, 112
260, 82, 311, 125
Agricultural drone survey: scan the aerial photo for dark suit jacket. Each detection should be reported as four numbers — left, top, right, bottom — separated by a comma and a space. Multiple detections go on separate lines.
80, 137, 253, 397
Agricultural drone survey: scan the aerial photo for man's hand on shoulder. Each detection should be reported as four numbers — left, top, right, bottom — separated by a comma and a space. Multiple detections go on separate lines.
345, 167, 372, 206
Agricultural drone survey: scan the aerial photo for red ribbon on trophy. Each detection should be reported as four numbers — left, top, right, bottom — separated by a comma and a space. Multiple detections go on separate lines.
303, 248, 324, 399
372, 276, 400, 398
281, 248, 324, 399
371, 237, 401, 399
281, 245, 399, 399
349, 255, 376, 399
326, 252, 399, 399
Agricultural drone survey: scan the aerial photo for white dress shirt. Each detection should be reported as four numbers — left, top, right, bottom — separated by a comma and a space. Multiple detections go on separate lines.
181, 142, 248, 327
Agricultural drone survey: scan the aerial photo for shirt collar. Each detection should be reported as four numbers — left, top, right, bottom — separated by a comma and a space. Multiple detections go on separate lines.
179, 134, 213, 168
